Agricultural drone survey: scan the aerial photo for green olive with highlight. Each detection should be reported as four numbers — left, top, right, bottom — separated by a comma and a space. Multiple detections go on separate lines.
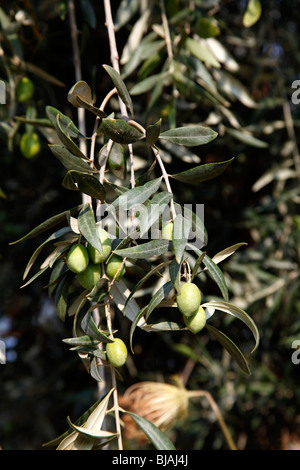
105, 255, 126, 281
176, 282, 201, 317
77, 263, 101, 290
106, 338, 128, 368
66, 244, 89, 273
184, 306, 206, 334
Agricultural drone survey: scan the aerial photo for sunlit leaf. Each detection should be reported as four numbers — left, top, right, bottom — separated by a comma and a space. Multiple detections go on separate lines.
243, 0, 262, 27
114, 239, 170, 259
173, 214, 191, 263
185, 37, 221, 68
201, 300, 260, 353
202, 254, 229, 301
139, 191, 172, 237
121, 411, 176, 450
78, 204, 103, 254
107, 177, 162, 212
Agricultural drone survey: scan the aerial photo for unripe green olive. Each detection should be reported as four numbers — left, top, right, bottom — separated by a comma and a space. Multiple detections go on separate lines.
16, 76, 34, 102
176, 282, 201, 317
77, 263, 101, 290
87, 228, 112, 264
184, 306, 206, 334
162, 221, 174, 241
20, 132, 41, 159
105, 255, 126, 281
106, 338, 128, 367
66, 244, 89, 273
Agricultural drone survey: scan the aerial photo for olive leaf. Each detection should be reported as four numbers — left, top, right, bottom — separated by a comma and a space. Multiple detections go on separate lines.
9, 205, 83, 245
62, 170, 106, 201
205, 324, 251, 375
170, 158, 234, 184
103, 64, 134, 117
114, 239, 170, 259
159, 125, 218, 147
99, 118, 144, 144
49, 145, 96, 173
77, 204, 103, 254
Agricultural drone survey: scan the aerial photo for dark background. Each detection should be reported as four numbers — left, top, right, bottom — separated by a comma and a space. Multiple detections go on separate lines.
1, 0, 300, 450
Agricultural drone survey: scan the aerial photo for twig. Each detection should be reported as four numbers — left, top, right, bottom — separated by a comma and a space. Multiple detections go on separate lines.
68, 0, 90, 205
102, 0, 129, 450
187, 390, 238, 450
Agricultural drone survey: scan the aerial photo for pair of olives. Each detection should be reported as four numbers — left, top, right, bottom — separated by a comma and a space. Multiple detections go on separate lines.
66, 228, 125, 290
176, 282, 206, 334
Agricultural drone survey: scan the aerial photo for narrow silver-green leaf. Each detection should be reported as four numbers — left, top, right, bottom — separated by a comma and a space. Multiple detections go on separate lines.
146, 281, 174, 320
49, 145, 95, 173
46, 106, 84, 138
62, 335, 100, 347
205, 324, 251, 374
62, 170, 106, 201
139, 191, 172, 237
103, 64, 134, 117
202, 300, 260, 353
55, 273, 73, 322
114, 239, 169, 259
78, 204, 103, 254
23, 226, 71, 280
125, 260, 171, 312
10, 205, 83, 245
122, 411, 176, 450
81, 311, 113, 343
160, 125, 218, 147
202, 253, 229, 301
99, 118, 144, 144
107, 177, 162, 212
173, 214, 191, 263
171, 158, 234, 184
55, 114, 88, 160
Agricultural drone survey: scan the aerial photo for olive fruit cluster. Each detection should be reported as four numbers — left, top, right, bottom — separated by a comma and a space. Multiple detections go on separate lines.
176, 282, 206, 334
106, 338, 128, 368
65, 228, 125, 290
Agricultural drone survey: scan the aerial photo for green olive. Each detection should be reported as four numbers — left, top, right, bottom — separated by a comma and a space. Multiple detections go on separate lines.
105, 255, 125, 281
87, 228, 112, 264
106, 338, 128, 368
20, 132, 41, 159
77, 263, 101, 290
16, 76, 34, 102
66, 244, 89, 273
161, 221, 174, 241
184, 306, 206, 333
176, 282, 201, 317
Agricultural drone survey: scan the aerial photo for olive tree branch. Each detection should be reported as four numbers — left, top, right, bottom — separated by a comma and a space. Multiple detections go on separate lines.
68, 0, 90, 205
